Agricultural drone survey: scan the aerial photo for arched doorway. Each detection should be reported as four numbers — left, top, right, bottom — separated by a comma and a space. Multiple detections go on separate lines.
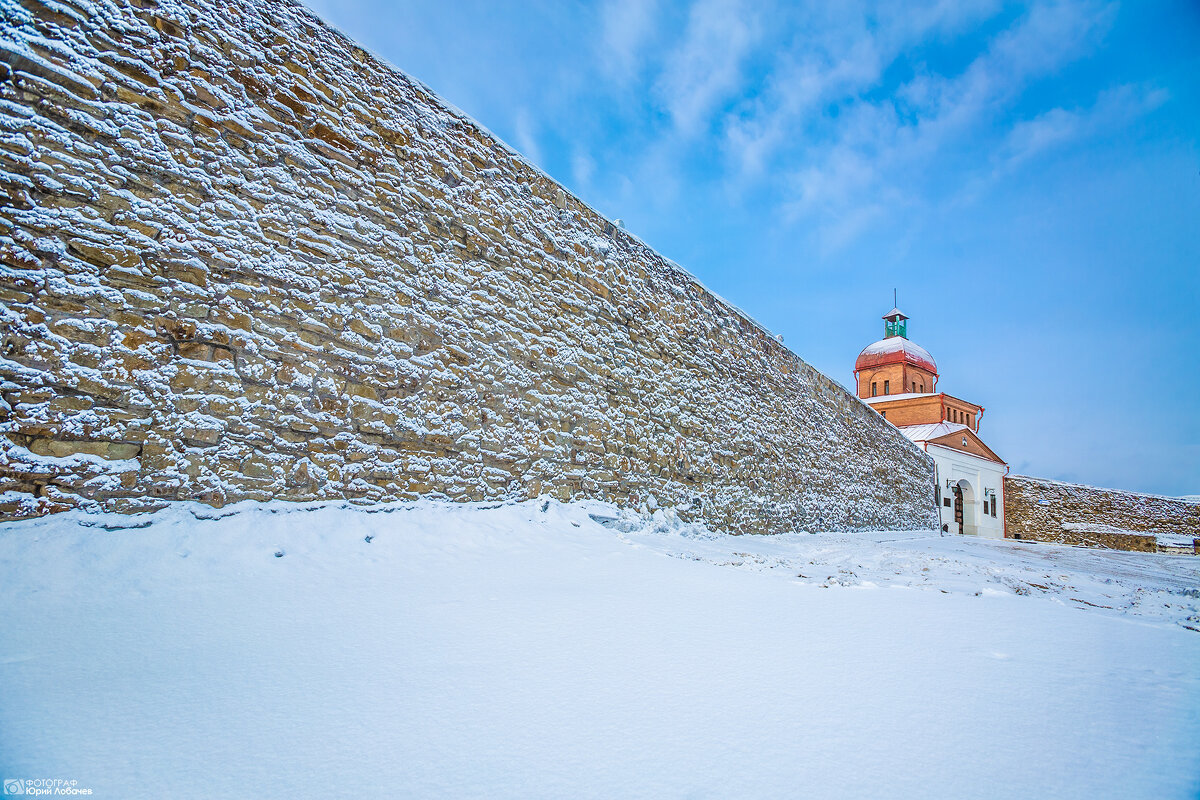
951, 479, 977, 535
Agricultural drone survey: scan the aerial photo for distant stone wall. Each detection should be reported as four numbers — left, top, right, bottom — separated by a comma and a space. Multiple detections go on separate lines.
1004, 475, 1200, 553
0, 0, 937, 532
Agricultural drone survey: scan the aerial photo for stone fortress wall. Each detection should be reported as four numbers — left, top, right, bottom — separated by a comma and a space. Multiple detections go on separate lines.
1004, 475, 1200, 553
0, 0, 938, 532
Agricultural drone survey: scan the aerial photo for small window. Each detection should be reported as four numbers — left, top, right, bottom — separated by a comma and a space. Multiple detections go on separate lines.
943, 497, 952, 508
962, 437, 968, 446
871, 382, 877, 397
884, 380, 890, 395
880, 410, 886, 419
991, 497, 997, 517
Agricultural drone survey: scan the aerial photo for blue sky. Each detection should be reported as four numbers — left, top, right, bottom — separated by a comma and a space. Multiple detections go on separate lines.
302, 0, 1200, 497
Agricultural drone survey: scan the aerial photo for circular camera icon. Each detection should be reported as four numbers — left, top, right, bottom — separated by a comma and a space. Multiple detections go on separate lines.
3, 779, 24, 795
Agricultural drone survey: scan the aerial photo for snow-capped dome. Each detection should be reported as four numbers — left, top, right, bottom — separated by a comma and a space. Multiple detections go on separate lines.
854, 336, 937, 374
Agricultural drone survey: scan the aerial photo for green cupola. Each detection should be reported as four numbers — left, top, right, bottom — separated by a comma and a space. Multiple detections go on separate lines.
882, 307, 908, 339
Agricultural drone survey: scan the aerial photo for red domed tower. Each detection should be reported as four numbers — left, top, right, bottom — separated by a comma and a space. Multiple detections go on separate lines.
854, 307, 938, 398
853, 304, 988, 435
852, 302, 1007, 538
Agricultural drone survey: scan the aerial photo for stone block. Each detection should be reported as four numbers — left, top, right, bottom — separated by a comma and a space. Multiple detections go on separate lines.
29, 437, 141, 460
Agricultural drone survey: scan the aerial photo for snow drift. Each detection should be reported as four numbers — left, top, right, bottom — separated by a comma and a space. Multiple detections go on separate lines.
1, 499, 1198, 798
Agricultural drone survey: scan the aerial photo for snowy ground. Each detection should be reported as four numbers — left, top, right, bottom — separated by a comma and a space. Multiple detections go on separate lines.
1, 499, 1198, 799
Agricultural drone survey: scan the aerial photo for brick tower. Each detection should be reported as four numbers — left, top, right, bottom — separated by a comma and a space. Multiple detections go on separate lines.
854, 303, 1008, 537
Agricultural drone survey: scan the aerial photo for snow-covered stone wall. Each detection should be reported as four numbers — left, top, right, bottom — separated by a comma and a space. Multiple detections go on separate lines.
1004, 476, 1200, 553
0, 0, 937, 532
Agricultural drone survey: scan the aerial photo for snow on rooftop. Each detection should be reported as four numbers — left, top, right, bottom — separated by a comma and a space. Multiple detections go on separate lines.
863, 392, 938, 404
855, 336, 938, 373
858, 336, 935, 362
897, 421, 972, 442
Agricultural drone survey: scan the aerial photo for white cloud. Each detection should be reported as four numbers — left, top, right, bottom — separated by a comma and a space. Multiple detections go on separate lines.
749, 0, 1120, 251
1003, 107, 1085, 167
900, 0, 1115, 142
599, 0, 660, 83
512, 108, 543, 166
1000, 83, 1168, 169
654, 0, 760, 137
788, 147, 877, 217
725, 34, 885, 179
986, 0, 1116, 85
721, 0, 1006, 181
571, 149, 596, 189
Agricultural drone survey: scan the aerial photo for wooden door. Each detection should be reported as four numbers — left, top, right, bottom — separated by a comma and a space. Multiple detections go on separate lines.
953, 486, 964, 534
